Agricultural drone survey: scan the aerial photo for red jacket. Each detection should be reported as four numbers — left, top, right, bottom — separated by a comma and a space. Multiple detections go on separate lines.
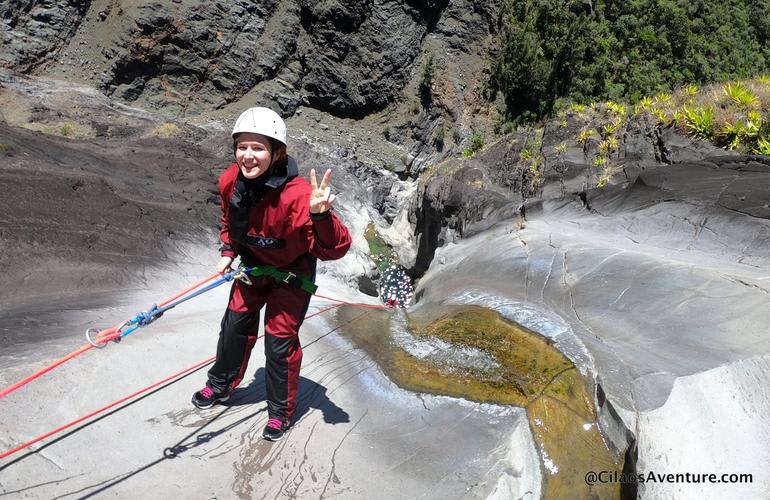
218, 158, 351, 278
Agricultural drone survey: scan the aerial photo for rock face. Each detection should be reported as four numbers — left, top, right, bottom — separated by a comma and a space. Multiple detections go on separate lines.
409, 157, 521, 275
412, 115, 770, 497
101, 0, 301, 113
0, 120, 220, 312
299, 0, 449, 117
410, 112, 754, 280
1, 0, 495, 121
0, 0, 90, 71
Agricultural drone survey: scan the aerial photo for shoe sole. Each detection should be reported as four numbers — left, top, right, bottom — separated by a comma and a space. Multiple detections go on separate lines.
262, 432, 284, 442
191, 395, 229, 410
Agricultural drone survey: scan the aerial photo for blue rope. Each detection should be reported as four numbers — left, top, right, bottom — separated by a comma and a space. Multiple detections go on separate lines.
118, 270, 241, 340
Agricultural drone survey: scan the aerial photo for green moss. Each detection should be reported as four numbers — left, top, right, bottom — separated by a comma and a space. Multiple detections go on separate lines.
335, 304, 622, 499
364, 223, 391, 271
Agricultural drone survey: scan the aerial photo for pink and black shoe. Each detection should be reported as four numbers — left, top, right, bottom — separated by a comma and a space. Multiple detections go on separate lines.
191, 386, 230, 409
262, 417, 289, 441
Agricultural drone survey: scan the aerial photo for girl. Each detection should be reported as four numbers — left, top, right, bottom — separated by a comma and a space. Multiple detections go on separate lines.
192, 107, 351, 441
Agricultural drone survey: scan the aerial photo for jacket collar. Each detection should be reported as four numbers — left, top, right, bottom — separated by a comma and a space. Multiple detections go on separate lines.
264, 156, 298, 189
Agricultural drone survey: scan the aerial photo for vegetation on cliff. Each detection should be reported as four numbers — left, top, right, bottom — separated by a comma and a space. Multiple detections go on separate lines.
492, 0, 770, 121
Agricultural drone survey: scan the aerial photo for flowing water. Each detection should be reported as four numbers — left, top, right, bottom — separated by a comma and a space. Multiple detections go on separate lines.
335, 303, 622, 499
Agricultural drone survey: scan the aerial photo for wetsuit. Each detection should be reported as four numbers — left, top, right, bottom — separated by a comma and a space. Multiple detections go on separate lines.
206, 157, 351, 424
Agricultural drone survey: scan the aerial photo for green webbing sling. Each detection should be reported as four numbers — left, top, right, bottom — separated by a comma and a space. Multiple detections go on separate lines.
244, 265, 318, 294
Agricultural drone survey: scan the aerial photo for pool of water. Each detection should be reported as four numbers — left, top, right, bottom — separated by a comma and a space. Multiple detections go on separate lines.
335, 303, 623, 499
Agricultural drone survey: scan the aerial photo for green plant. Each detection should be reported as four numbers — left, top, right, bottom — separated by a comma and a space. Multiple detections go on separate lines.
651, 108, 669, 124
520, 147, 535, 161
529, 157, 544, 186
434, 126, 445, 147
723, 83, 759, 108
634, 96, 654, 114
601, 120, 619, 137
0, 143, 9, 152
654, 93, 672, 104
755, 136, 770, 154
577, 128, 595, 145
758, 75, 770, 85
420, 54, 437, 103
676, 106, 716, 140
719, 111, 761, 150
569, 103, 587, 113
555, 142, 568, 155
60, 122, 74, 136
597, 167, 613, 188
683, 84, 699, 96
598, 136, 619, 155
606, 101, 626, 116
491, 0, 770, 124
470, 133, 484, 152
462, 148, 474, 158
593, 155, 608, 167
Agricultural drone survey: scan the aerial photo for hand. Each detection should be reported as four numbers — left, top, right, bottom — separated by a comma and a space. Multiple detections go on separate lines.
309, 168, 336, 214
216, 256, 233, 274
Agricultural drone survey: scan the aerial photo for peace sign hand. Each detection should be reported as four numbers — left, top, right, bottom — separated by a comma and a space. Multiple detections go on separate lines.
309, 168, 336, 214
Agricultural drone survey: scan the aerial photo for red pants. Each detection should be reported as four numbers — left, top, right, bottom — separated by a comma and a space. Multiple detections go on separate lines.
206, 277, 311, 423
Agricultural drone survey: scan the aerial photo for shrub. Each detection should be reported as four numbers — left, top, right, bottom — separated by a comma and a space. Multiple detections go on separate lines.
755, 137, 770, 154
420, 55, 437, 104
60, 122, 74, 136
434, 126, 445, 147
675, 106, 716, 140
723, 83, 759, 109
470, 133, 484, 152
153, 123, 181, 138
577, 128, 595, 145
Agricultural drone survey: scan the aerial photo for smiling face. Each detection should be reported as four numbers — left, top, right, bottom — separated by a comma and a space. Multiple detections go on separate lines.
234, 133, 273, 180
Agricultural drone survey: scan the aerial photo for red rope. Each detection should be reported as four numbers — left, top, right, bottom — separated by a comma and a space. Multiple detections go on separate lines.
0, 357, 216, 460
313, 293, 389, 310
0, 273, 222, 401
0, 299, 382, 460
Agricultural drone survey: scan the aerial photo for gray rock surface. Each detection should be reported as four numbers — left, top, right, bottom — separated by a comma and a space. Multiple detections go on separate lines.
414, 147, 770, 498
0, 273, 541, 499
0, 0, 90, 71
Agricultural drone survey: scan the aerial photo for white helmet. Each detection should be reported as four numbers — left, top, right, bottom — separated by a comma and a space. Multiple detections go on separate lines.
231, 107, 287, 146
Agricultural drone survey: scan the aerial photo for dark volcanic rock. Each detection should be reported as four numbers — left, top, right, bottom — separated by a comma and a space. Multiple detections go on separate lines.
410, 157, 519, 276
102, 0, 301, 113
0, 0, 90, 72
654, 124, 736, 164
91, 0, 452, 116
298, 0, 449, 117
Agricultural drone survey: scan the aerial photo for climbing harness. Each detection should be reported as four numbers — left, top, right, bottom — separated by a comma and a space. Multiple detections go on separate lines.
243, 264, 318, 294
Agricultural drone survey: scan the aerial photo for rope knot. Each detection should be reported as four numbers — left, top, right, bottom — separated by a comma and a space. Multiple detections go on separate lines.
133, 304, 162, 326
